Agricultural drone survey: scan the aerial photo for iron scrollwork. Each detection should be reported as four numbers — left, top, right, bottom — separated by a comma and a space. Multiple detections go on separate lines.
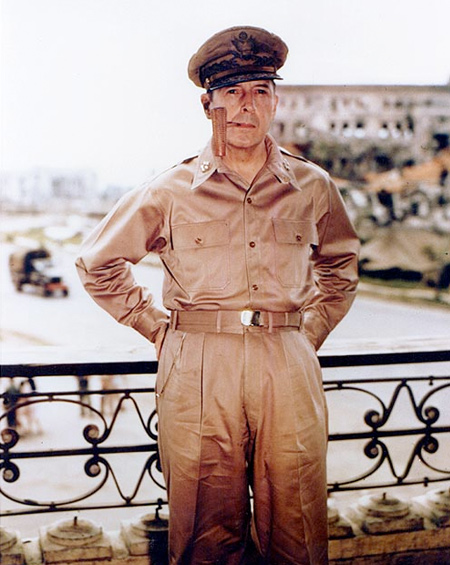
0, 385, 165, 512
325, 376, 450, 492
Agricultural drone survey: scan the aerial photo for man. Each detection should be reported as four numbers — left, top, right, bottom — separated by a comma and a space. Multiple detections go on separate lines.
76, 26, 360, 565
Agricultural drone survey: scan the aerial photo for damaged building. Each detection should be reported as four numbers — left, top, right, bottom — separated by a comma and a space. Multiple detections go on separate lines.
271, 82, 450, 180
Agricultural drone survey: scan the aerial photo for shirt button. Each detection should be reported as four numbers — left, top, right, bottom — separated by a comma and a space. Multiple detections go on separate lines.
252, 284, 259, 291
200, 161, 211, 173
195, 237, 203, 245
247, 197, 252, 204
296, 234, 302, 242
249, 241, 256, 248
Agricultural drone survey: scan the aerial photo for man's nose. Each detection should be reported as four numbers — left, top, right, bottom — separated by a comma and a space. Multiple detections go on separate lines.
241, 92, 256, 112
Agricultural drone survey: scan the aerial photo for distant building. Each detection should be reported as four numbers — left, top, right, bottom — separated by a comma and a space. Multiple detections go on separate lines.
0, 168, 98, 212
271, 82, 450, 179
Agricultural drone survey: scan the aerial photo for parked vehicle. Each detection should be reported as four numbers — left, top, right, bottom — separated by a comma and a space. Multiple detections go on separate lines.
9, 248, 69, 297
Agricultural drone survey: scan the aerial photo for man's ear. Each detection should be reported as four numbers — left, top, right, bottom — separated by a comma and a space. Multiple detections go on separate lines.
272, 93, 279, 119
201, 93, 212, 118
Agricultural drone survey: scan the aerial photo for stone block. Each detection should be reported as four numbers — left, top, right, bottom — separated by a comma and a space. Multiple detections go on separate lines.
413, 487, 450, 528
0, 528, 24, 565
120, 508, 168, 562
39, 517, 112, 564
346, 491, 424, 535
328, 499, 355, 539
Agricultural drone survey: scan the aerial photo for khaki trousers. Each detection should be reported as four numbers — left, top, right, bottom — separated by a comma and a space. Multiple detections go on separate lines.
156, 327, 328, 565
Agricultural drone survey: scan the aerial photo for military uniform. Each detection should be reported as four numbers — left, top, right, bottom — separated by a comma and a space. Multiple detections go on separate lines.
76, 26, 360, 565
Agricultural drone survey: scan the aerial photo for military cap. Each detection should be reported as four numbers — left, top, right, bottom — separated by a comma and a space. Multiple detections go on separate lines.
188, 25, 288, 91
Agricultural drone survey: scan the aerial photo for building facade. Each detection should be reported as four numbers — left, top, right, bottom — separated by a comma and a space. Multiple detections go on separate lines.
271, 83, 450, 180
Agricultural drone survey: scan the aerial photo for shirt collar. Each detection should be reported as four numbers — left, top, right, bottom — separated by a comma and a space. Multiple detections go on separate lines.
264, 135, 301, 190
191, 141, 220, 190
190, 134, 301, 191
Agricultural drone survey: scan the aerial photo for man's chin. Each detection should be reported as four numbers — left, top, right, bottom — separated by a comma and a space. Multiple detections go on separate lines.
226, 134, 265, 151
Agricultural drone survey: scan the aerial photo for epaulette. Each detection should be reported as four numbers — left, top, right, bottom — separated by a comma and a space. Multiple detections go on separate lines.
175, 151, 200, 166
155, 152, 200, 176
279, 146, 310, 163
136, 151, 200, 189
279, 146, 332, 183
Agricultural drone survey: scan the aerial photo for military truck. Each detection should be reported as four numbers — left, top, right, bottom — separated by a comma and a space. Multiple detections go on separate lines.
9, 248, 69, 297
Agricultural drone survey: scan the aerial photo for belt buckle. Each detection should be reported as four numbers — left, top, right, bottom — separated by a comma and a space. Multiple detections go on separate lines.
241, 310, 262, 327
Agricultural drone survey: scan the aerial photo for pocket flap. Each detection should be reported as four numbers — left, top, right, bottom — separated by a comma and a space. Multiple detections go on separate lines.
172, 221, 230, 249
272, 219, 318, 245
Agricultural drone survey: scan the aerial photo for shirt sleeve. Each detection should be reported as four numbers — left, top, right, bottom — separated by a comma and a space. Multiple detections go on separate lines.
75, 186, 169, 344
302, 177, 360, 350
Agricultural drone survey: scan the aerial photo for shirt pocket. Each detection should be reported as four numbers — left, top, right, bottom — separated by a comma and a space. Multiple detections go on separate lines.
171, 220, 231, 290
272, 218, 319, 287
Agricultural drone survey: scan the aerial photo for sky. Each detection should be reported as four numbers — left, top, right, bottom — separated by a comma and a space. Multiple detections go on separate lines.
1, 0, 450, 188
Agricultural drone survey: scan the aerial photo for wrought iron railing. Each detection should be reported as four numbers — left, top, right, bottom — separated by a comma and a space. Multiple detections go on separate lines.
1, 338, 449, 518
325, 374, 449, 492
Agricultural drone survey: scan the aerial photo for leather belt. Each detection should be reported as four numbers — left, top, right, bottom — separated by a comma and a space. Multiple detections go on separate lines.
169, 310, 302, 333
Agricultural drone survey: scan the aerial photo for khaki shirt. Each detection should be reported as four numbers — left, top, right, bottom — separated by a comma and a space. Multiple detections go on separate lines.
76, 135, 360, 350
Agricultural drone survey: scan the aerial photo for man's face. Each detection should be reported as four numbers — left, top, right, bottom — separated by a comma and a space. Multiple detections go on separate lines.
203, 80, 278, 151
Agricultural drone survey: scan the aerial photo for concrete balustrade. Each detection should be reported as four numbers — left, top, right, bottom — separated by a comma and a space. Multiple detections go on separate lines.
1, 489, 449, 565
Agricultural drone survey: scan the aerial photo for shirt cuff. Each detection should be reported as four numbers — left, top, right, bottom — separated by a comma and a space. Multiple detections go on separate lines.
131, 309, 170, 344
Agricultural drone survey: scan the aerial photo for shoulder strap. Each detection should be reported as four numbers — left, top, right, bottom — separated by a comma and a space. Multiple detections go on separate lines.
279, 146, 309, 163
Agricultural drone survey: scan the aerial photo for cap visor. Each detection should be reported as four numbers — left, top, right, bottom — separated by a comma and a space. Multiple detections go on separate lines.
208, 71, 283, 91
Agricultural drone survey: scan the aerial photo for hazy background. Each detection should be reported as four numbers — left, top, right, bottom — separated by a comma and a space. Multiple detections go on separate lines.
2, 0, 450, 188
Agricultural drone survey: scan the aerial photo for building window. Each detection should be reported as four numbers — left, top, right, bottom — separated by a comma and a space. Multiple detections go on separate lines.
393, 122, 403, 138
342, 122, 353, 137
406, 115, 415, 134
378, 123, 390, 139
294, 122, 307, 139
355, 121, 366, 138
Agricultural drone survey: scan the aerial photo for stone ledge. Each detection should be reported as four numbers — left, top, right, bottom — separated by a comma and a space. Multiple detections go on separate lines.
9, 533, 153, 565
329, 527, 450, 564
11, 528, 450, 565
2, 490, 449, 565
